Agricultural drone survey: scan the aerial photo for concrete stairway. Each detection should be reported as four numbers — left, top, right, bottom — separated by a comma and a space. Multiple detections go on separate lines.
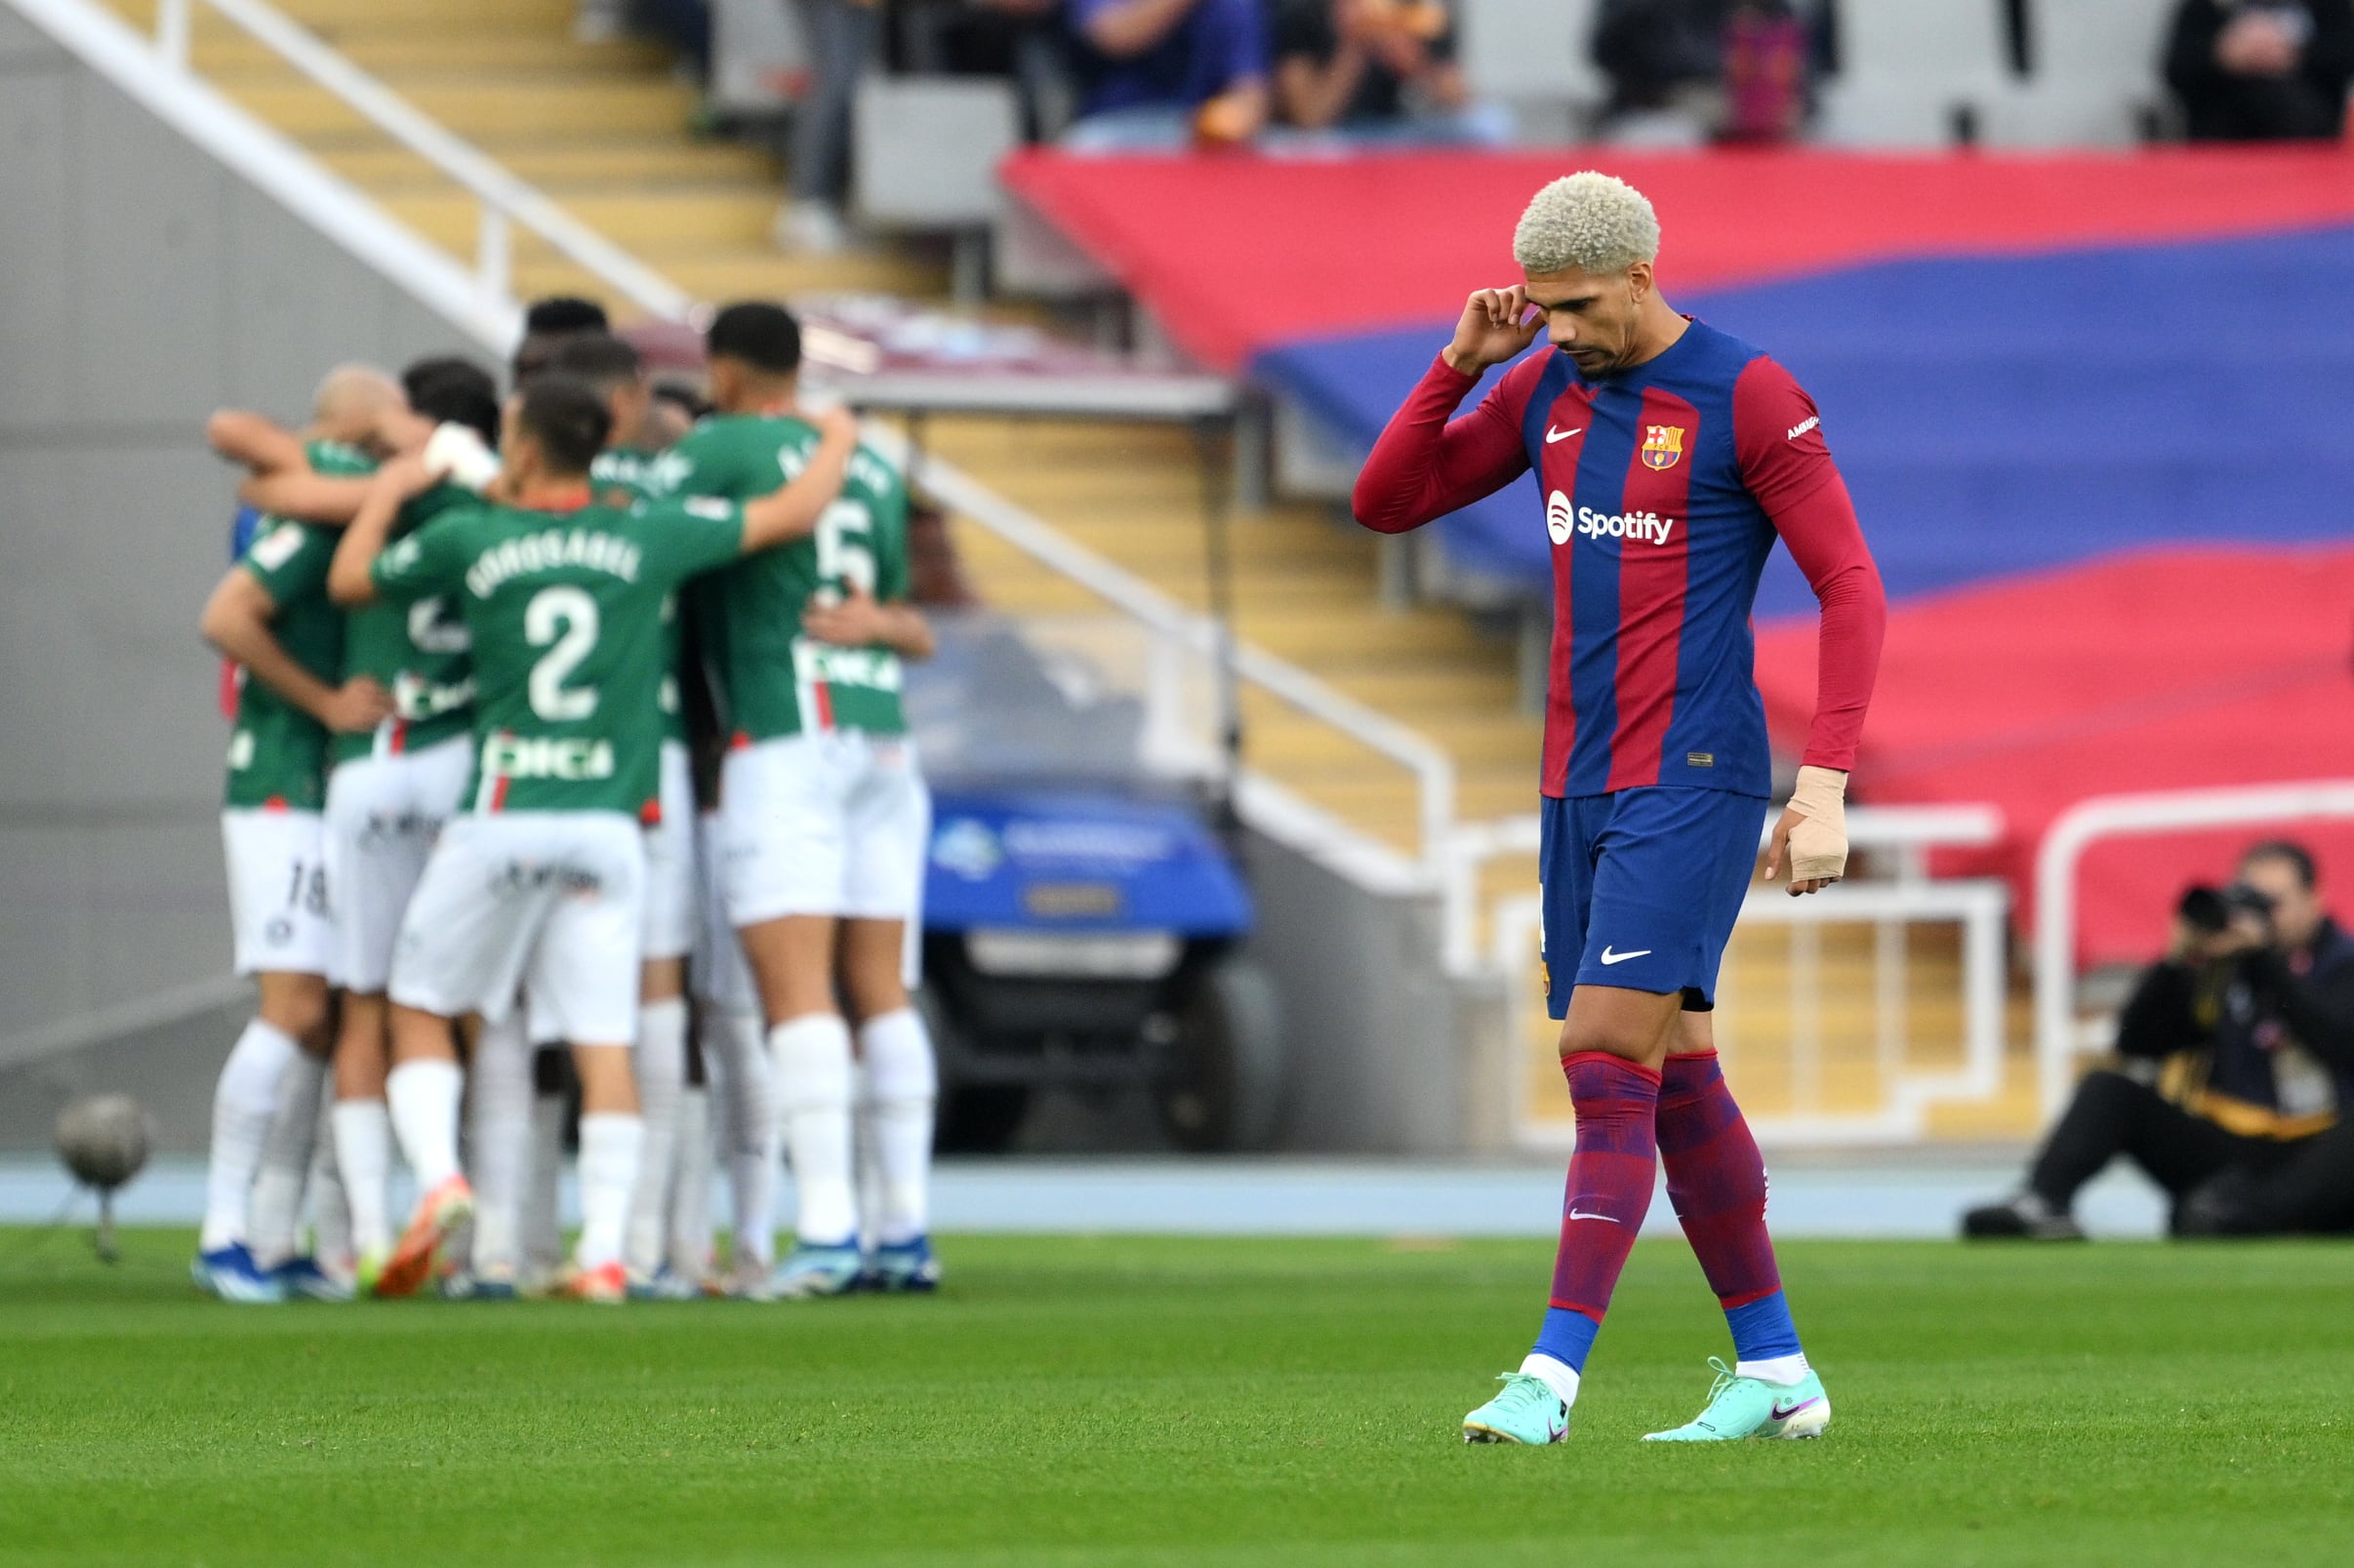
104, 0, 944, 306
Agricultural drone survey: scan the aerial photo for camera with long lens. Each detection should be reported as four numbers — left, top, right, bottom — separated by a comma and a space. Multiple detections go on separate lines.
2179, 882, 2278, 939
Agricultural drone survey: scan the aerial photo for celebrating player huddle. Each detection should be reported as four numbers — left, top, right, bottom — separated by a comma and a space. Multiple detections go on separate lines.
192, 301, 943, 1306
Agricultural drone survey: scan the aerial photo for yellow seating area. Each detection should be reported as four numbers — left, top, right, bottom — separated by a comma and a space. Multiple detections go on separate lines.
103, 0, 941, 302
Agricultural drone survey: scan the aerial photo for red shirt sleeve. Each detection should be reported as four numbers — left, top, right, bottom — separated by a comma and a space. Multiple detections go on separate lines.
1732, 356, 1887, 775
1350, 352, 1544, 535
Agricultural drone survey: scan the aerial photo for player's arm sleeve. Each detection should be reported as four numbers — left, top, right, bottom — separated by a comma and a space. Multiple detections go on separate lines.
653, 498, 751, 582
368, 514, 463, 605
241, 519, 336, 605
1350, 351, 1540, 536
2245, 950, 2354, 1074
1734, 356, 1887, 776
2111, 961, 2211, 1062
641, 432, 730, 501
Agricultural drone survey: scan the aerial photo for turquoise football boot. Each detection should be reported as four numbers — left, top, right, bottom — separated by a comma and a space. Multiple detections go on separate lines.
1462, 1373, 1570, 1445
1643, 1357, 1831, 1441
769, 1242, 865, 1300
863, 1237, 942, 1294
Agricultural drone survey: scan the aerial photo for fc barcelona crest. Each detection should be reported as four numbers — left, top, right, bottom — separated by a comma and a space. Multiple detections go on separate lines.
1640, 424, 1686, 471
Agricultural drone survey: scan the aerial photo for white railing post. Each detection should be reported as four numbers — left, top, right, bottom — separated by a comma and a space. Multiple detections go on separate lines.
171, 0, 692, 323
1961, 882, 2005, 1098
2033, 780, 2354, 1119
475, 203, 511, 302
155, 0, 190, 65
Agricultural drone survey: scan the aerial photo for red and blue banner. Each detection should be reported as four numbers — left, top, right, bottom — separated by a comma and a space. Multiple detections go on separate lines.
1001, 148, 2354, 960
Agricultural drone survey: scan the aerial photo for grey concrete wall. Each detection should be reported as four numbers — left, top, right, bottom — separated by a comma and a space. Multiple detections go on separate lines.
0, 9, 490, 1145
1239, 830, 1469, 1154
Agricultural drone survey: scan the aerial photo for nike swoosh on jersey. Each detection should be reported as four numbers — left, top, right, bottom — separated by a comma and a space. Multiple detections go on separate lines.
1599, 946, 1650, 965
1545, 425, 1583, 443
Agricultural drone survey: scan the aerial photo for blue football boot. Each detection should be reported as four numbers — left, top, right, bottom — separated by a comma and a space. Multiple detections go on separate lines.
191, 1243, 288, 1304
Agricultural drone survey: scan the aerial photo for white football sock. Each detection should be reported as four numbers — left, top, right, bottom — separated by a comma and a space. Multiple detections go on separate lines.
669, 1086, 714, 1281
386, 1059, 463, 1192
332, 1099, 394, 1257
858, 1009, 937, 1247
707, 1005, 777, 1268
524, 1070, 568, 1278
624, 997, 687, 1277
1736, 1353, 1812, 1386
467, 1012, 533, 1279
575, 1112, 643, 1271
853, 1069, 884, 1257
201, 1019, 299, 1252
306, 1085, 352, 1266
245, 1047, 328, 1267
771, 1013, 856, 1247
1520, 1352, 1580, 1409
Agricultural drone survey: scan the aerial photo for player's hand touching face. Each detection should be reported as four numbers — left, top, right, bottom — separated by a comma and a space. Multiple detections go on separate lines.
1442, 285, 1541, 376
1524, 262, 1645, 379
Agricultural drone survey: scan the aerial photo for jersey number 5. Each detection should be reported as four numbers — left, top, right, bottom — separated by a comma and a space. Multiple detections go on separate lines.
525, 585, 598, 721
813, 500, 875, 597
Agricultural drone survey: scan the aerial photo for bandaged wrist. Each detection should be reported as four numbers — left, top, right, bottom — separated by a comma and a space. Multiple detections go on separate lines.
1788, 766, 1847, 825
1785, 765, 1848, 883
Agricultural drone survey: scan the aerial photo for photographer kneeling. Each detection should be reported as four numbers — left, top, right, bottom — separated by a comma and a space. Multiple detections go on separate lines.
1965, 841, 2354, 1239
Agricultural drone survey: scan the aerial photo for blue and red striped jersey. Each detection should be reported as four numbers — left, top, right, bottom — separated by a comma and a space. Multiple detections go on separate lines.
1355, 318, 1885, 801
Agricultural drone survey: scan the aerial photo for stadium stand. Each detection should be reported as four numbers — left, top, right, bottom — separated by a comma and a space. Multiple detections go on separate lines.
99, 0, 942, 303
17, 0, 2354, 1154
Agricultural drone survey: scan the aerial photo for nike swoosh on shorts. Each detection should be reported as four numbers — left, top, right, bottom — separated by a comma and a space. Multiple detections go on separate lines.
1599, 946, 1650, 965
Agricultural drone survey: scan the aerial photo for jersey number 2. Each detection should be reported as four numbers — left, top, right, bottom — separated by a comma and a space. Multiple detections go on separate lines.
525, 586, 598, 721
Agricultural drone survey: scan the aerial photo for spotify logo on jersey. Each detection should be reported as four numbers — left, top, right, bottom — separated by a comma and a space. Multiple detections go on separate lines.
1546, 490, 1680, 547
1547, 490, 1574, 544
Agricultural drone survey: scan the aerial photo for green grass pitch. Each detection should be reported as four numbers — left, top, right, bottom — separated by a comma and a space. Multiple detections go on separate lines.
5, 1229, 2354, 1565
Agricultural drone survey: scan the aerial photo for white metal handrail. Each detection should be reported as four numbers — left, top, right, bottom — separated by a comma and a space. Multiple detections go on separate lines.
61, 0, 1459, 883
1494, 873, 2011, 1146
2033, 780, 2354, 1116
1443, 801, 2004, 975
151, 0, 694, 318
877, 425, 1460, 874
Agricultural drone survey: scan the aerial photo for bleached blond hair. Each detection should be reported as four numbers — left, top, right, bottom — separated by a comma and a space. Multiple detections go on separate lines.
1512, 172, 1660, 277
311, 362, 400, 424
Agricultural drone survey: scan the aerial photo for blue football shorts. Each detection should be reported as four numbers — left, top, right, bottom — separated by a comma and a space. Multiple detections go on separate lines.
1538, 786, 1767, 1021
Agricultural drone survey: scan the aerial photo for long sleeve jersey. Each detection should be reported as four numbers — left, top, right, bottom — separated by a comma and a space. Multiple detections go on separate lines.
1353, 319, 1886, 798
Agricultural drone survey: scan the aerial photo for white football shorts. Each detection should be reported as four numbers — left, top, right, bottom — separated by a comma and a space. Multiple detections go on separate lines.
388, 810, 645, 1045
718, 731, 930, 928
222, 808, 331, 978
322, 736, 472, 992
641, 739, 698, 962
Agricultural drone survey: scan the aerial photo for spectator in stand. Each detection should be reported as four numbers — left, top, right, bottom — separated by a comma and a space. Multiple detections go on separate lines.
1590, 0, 1724, 145
1716, 0, 1810, 143
1061, 0, 1270, 150
776, 0, 885, 255
1589, 0, 1818, 145
1964, 842, 2354, 1240
1267, 0, 1508, 145
2165, 0, 2354, 141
